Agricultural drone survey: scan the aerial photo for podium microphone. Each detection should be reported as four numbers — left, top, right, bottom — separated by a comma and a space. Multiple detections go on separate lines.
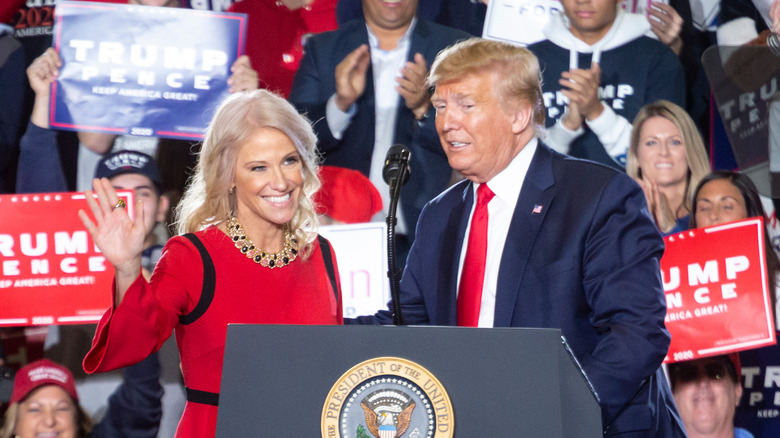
383, 144, 411, 187
383, 144, 411, 326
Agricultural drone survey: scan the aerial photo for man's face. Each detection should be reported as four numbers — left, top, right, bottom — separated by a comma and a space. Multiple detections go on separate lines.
362, 0, 417, 33
110, 173, 169, 244
672, 358, 742, 436
560, 0, 619, 44
431, 71, 531, 183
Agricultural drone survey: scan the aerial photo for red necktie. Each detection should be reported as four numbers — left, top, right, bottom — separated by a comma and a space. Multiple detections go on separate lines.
457, 183, 495, 327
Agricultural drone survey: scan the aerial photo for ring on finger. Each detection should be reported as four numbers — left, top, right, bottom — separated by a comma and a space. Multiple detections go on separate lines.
113, 199, 126, 210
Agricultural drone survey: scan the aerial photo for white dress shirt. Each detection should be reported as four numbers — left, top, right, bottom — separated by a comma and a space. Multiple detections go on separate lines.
457, 138, 539, 327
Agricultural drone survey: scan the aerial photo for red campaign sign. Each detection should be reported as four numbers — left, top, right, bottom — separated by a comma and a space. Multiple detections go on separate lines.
0, 191, 133, 327
662, 217, 776, 363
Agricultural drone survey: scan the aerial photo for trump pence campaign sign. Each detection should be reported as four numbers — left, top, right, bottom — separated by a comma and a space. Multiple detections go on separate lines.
0, 191, 133, 326
50, 1, 247, 140
662, 217, 776, 363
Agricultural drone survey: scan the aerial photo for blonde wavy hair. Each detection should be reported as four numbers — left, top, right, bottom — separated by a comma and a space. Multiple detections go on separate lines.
174, 90, 321, 258
626, 100, 710, 215
427, 38, 546, 135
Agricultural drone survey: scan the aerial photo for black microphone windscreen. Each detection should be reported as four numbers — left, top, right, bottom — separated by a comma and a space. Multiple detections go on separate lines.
382, 144, 411, 186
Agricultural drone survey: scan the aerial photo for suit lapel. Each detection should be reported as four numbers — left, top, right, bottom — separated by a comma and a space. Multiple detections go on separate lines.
361, 24, 376, 136
436, 181, 473, 325
407, 18, 430, 62
493, 145, 557, 327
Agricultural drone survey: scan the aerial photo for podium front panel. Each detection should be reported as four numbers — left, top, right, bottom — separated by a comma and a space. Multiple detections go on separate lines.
216, 325, 601, 437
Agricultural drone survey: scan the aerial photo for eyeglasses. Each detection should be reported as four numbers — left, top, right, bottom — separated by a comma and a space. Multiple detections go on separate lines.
670, 361, 731, 384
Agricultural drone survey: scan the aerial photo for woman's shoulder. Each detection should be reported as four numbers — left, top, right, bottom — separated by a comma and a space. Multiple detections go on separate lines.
160, 226, 230, 259
662, 215, 691, 237
168, 226, 227, 245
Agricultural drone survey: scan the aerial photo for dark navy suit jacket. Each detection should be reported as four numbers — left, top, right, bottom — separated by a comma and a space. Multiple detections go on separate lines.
289, 19, 469, 237
351, 144, 686, 436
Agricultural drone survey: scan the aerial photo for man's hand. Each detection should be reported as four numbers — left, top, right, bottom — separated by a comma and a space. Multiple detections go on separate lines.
396, 53, 430, 120
227, 55, 259, 93
561, 103, 584, 131
27, 48, 60, 98
771, 0, 780, 34
278, 0, 314, 10
648, 2, 684, 55
334, 44, 371, 112
559, 62, 603, 127
26, 48, 60, 128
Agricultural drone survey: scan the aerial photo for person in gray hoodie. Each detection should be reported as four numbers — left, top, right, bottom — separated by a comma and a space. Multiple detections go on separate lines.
528, 0, 686, 169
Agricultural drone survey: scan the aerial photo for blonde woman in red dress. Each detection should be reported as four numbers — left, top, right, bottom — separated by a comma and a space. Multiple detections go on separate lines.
79, 89, 343, 437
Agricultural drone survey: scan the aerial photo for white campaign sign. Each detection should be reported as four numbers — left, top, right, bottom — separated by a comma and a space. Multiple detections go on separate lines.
482, 0, 664, 46
319, 223, 390, 318
483, 0, 564, 46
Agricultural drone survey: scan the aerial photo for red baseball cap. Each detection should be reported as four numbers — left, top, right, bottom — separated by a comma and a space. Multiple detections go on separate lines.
10, 359, 79, 404
0, 0, 26, 25
315, 166, 383, 224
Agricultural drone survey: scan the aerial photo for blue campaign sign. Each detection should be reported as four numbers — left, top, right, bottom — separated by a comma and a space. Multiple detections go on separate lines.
51, 1, 247, 140
735, 336, 780, 436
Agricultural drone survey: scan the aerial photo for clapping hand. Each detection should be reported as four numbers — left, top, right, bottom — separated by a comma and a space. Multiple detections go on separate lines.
560, 62, 603, 129
636, 177, 677, 233
334, 44, 371, 112
648, 2, 684, 55
396, 53, 430, 120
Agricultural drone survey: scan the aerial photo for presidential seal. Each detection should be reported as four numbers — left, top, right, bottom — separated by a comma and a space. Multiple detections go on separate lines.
322, 357, 454, 438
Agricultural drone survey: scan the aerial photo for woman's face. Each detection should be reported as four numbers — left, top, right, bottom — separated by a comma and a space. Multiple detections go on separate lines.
232, 128, 304, 232
636, 116, 689, 188
694, 179, 748, 228
14, 385, 78, 438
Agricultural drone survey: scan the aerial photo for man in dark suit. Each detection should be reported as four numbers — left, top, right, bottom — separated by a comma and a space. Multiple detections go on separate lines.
289, 0, 469, 259
350, 38, 686, 437
336, 0, 487, 37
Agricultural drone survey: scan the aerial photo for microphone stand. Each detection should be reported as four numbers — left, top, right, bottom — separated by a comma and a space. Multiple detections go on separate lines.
386, 151, 410, 326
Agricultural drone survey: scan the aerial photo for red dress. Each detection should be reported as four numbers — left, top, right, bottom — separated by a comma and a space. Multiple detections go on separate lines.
84, 227, 343, 437
227, 0, 338, 97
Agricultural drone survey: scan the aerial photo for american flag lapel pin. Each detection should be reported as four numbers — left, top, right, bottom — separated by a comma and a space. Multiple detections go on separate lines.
532, 204, 543, 214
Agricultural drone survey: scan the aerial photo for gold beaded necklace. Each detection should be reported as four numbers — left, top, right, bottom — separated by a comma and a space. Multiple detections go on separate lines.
226, 216, 298, 268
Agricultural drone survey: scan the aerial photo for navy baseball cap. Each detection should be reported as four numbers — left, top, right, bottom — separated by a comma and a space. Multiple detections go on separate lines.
95, 151, 164, 193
